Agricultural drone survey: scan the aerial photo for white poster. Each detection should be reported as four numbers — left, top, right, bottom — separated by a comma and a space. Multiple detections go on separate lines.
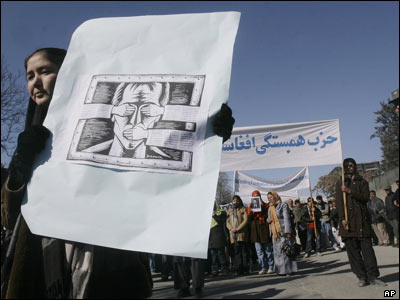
234, 167, 309, 204
220, 119, 343, 171
23, 12, 240, 258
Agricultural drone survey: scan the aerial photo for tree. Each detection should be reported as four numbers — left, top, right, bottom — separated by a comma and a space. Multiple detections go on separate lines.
313, 167, 381, 199
1, 56, 27, 165
370, 100, 399, 172
215, 172, 233, 205
313, 172, 340, 199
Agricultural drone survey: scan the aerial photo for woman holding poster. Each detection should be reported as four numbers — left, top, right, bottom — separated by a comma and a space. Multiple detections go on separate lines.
1, 47, 236, 299
267, 191, 298, 276
246, 190, 274, 274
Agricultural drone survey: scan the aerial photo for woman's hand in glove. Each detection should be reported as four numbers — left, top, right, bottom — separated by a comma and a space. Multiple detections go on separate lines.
212, 103, 235, 143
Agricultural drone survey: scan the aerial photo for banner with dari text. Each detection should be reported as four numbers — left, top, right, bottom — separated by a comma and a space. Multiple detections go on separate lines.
220, 119, 342, 171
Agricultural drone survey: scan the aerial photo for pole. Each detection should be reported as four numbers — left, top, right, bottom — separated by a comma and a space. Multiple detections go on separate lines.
307, 167, 318, 237
341, 162, 349, 230
232, 170, 237, 196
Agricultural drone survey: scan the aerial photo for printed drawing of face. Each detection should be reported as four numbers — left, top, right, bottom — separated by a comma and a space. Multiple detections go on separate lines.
109, 82, 168, 157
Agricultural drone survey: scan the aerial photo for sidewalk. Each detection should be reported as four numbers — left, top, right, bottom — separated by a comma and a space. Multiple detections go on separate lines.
150, 245, 399, 299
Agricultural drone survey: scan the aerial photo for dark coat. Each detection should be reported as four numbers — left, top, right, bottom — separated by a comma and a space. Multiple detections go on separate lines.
367, 197, 386, 224
330, 207, 339, 228
385, 192, 397, 220
335, 174, 372, 238
208, 211, 228, 249
247, 203, 272, 244
300, 205, 322, 230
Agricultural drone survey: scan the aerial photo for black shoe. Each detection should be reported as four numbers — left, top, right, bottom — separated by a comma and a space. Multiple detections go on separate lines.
235, 271, 243, 276
358, 279, 368, 287
161, 275, 169, 281
177, 288, 191, 298
194, 287, 203, 298
211, 271, 218, 277
369, 278, 387, 286
221, 270, 229, 276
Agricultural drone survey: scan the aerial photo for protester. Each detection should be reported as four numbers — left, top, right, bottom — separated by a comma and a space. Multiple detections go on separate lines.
160, 255, 174, 281
293, 199, 307, 252
367, 190, 390, 246
329, 200, 345, 250
316, 195, 339, 251
246, 190, 274, 275
389, 90, 399, 116
336, 158, 387, 287
267, 191, 298, 276
394, 180, 399, 219
226, 195, 249, 275
301, 197, 322, 258
208, 202, 229, 276
173, 256, 205, 298
1, 47, 154, 299
287, 199, 294, 210
384, 186, 399, 247
1, 47, 235, 299
148, 253, 157, 273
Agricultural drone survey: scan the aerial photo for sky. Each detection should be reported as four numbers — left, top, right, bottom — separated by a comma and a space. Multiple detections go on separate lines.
1, 1, 399, 198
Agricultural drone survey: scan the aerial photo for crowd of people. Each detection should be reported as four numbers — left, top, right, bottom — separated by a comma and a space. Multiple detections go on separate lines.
145, 168, 399, 297
0, 46, 398, 299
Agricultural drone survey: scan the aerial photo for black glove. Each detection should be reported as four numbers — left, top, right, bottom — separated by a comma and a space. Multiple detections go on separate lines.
8, 125, 50, 189
212, 103, 235, 143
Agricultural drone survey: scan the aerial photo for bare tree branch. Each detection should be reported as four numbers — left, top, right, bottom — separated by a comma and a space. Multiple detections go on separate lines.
1, 56, 28, 164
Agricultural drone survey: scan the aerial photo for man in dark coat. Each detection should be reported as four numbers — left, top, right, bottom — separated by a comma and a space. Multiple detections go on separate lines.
384, 186, 399, 247
367, 190, 390, 246
336, 158, 387, 287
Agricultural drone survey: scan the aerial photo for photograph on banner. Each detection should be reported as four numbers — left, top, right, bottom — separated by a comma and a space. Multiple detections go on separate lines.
250, 196, 261, 212
220, 203, 232, 213
221, 119, 343, 171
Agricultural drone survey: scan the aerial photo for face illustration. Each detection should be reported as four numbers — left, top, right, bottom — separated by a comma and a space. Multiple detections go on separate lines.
26, 52, 60, 107
112, 82, 164, 151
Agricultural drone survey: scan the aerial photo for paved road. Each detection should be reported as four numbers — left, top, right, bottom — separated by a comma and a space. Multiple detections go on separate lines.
150, 245, 399, 299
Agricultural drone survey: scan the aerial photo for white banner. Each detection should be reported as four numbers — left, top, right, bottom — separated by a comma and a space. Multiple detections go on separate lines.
23, 12, 240, 258
220, 119, 343, 171
234, 167, 309, 204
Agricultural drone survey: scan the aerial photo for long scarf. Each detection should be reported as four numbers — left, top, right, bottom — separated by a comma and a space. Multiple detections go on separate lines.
269, 203, 282, 241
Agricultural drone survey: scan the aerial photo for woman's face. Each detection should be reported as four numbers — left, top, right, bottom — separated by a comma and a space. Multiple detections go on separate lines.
26, 52, 60, 107
267, 193, 273, 203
